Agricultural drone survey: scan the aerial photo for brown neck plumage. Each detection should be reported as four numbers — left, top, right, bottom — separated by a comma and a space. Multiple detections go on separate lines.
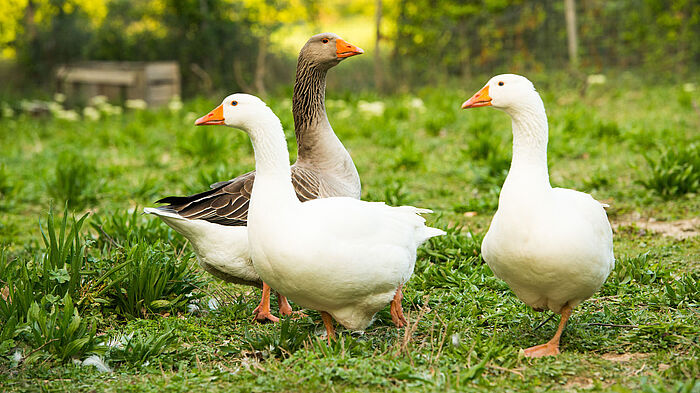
292, 56, 330, 160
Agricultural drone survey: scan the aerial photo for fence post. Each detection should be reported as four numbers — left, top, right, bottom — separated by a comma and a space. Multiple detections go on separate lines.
564, 0, 579, 68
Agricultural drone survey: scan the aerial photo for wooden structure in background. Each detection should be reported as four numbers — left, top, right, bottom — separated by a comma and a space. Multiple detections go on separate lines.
55, 61, 180, 107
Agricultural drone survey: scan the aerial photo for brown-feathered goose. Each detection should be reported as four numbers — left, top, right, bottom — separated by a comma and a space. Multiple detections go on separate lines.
145, 33, 417, 324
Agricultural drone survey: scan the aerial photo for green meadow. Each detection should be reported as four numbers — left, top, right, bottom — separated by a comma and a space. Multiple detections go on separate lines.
0, 74, 698, 392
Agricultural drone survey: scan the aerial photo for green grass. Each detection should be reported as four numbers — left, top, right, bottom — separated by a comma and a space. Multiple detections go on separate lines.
0, 75, 698, 392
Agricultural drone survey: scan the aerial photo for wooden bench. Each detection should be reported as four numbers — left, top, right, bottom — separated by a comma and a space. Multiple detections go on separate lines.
55, 61, 180, 107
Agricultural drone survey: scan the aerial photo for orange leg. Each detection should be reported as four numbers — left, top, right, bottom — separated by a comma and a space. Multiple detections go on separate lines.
390, 284, 407, 328
278, 294, 307, 319
278, 293, 293, 316
320, 311, 336, 344
252, 282, 279, 323
523, 303, 573, 358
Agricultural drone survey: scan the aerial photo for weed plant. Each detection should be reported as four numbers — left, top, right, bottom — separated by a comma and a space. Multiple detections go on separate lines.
108, 242, 205, 319
47, 151, 100, 210
640, 143, 699, 198
104, 329, 176, 366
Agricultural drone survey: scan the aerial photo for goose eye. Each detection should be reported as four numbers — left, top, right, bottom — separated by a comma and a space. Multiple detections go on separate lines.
498, 81, 504, 86
321, 38, 329, 44
231, 101, 238, 106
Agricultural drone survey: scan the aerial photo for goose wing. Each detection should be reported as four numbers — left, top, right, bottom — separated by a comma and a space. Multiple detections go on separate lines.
154, 165, 321, 226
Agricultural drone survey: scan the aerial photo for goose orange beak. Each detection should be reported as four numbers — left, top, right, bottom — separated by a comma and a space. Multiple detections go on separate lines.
461, 85, 492, 109
195, 104, 225, 125
336, 38, 364, 58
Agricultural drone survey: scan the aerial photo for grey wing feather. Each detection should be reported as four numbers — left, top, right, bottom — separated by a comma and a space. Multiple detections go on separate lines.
153, 165, 322, 226
290, 165, 321, 202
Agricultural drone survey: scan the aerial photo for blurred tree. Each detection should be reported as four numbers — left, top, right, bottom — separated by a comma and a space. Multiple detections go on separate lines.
13, 0, 99, 81
374, 0, 384, 91
87, 0, 260, 96
1, 0, 699, 93
235, 0, 311, 97
564, 0, 577, 68
391, 0, 700, 85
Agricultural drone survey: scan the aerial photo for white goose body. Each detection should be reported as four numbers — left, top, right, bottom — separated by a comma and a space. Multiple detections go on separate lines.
483, 185, 614, 312
249, 196, 432, 329
462, 74, 614, 356
142, 208, 256, 285
215, 94, 443, 332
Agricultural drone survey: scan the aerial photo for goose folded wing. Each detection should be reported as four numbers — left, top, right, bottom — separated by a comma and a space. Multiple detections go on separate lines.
155, 166, 321, 226
156, 171, 255, 226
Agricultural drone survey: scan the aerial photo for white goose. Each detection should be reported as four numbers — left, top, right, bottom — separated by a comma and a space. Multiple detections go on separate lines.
196, 93, 444, 339
145, 33, 370, 323
462, 74, 614, 357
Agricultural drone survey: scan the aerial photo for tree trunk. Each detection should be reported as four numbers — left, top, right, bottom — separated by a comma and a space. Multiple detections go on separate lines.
392, 0, 408, 88
25, 0, 36, 39
254, 35, 268, 98
232, 59, 254, 93
374, 0, 384, 91
564, 0, 579, 68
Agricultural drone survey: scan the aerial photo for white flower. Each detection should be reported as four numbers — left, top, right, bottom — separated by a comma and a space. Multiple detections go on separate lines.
357, 100, 386, 117
208, 298, 219, 310
1, 103, 13, 118
168, 97, 183, 112
55, 109, 79, 121
53, 93, 66, 103
19, 99, 42, 112
47, 102, 63, 115
12, 349, 23, 363
83, 106, 100, 121
100, 103, 123, 116
683, 83, 696, 92
408, 97, 425, 112
326, 99, 347, 109
125, 99, 148, 110
336, 108, 352, 119
90, 95, 108, 106
587, 74, 607, 85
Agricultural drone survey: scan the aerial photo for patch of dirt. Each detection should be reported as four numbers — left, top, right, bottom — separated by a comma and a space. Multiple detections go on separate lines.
614, 217, 699, 240
601, 352, 651, 362
563, 376, 594, 390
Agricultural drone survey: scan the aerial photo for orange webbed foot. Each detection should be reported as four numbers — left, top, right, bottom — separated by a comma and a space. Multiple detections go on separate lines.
252, 304, 280, 323
523, 304, 573, 358
278, 294, 293, 316
253, 282, 279, 323
277, 294, 307, 319
522, 342, 560, 358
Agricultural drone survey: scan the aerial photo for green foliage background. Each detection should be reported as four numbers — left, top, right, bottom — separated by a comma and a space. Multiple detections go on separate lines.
1, 0, 699, 95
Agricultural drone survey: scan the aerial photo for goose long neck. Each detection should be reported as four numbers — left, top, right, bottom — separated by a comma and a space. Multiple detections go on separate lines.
504, 104, 551, 189
246, 117, 293, 180
292, 57, 348, 166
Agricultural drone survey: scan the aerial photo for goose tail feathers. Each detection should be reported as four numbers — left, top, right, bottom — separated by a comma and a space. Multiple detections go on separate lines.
143, 207, 185, 220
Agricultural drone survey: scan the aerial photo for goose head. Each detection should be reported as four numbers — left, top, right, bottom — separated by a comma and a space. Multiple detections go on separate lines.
194, 94, 277, 134
461, 74, 544, 116
299, 33, 364, 70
